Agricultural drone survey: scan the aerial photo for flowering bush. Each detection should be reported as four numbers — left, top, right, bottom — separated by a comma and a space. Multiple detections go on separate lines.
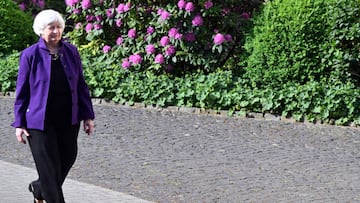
13, 0, 45, 15
65, 0, 262, 74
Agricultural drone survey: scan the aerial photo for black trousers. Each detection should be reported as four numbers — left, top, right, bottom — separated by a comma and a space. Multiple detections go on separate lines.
27, 123, 80, 203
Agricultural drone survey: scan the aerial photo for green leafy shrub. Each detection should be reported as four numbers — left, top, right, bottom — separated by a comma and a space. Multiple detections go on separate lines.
242, 0, 360, 88
0, 52, 19, 93
1, 48, 360, 126
0, 0, 37, 55
325, 0, 360, 84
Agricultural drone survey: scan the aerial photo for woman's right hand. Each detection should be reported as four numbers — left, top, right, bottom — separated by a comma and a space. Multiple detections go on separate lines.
15, 128, 30, 144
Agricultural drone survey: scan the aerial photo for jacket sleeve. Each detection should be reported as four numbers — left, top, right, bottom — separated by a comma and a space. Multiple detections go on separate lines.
75, 47, 95, 121
12, 52, 31, 128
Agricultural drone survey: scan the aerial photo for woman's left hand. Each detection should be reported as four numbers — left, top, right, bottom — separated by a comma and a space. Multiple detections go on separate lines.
83, 119, 94, 135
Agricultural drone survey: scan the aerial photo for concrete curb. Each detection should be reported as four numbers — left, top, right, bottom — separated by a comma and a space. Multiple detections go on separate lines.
2, 92, 358, 128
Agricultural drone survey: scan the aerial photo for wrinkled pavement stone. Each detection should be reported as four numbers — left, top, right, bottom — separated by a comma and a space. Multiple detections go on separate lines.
1, 96, 360, 203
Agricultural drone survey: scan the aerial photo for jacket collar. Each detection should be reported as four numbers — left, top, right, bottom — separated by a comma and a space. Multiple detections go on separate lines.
38, 37, 63, 53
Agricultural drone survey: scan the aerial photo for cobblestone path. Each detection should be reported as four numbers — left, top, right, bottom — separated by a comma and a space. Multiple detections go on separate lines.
1, 97, 360, 202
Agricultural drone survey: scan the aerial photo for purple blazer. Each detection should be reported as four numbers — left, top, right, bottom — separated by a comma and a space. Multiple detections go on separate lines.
12, 38, 95, 130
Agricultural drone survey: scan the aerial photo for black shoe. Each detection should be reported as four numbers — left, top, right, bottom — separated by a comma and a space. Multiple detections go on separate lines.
28, 183, 36, 203
28, 182, 44, 202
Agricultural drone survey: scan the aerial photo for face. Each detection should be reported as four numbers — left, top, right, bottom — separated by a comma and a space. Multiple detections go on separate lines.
41, 21, 63, 45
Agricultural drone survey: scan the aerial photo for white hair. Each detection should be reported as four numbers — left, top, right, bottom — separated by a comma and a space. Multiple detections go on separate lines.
33, 9, 65, 36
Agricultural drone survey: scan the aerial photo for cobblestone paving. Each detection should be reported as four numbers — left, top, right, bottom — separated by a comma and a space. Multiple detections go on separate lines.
1, 96, 360, 203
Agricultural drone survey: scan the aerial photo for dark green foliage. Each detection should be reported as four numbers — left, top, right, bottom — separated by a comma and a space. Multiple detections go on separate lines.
0, 0, 38, 55
242, 0, 360, 88
45, 0, 66, 13
325, 0, 360, 84
0, 52, 19, 92
238, 0, 360, 124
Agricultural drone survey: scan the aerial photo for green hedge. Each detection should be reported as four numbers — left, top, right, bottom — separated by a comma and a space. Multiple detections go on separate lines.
242, 0, 360, 87
1, 47, 359, 126
0, 52, 19, 92
0, 0, 37, 55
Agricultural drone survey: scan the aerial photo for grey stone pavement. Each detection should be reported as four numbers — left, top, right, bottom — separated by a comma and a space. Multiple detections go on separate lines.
1, 96, 360, 203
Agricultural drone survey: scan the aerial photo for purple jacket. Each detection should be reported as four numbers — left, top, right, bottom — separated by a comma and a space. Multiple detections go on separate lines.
12, 38, 95, 130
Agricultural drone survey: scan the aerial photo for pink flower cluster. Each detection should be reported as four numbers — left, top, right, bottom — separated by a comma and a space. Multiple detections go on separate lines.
81, 0, 91, 9
17, 0, 45, 11
121, 54, 142, 69
168, 28, 182, 40
158, 8, 171, 21
65, 0, 248, 70
178, 0, 195, 12
65, 0, 79, 7
178, 0, 213, 11
213, 33, 233, 45
103, 45, 111, 53
192, 15, 203, 27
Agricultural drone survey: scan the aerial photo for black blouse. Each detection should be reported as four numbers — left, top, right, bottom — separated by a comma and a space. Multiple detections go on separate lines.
45, 54, 72, 126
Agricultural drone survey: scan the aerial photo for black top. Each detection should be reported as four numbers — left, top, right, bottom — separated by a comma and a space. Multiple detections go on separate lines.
45, 54, 72, 126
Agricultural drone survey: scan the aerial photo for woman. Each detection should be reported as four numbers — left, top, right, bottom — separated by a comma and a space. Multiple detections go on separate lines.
12, 9, 95, 203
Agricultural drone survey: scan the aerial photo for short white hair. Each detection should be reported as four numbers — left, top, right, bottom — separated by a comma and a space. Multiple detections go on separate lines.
33, 9, 65, 36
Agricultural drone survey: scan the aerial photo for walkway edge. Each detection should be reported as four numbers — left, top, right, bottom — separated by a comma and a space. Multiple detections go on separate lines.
0, 160, 154, 203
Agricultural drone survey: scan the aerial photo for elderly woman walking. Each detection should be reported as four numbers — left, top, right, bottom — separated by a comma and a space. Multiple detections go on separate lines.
12, 9, 95, 203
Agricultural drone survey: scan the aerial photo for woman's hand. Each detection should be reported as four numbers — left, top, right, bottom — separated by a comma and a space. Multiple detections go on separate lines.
83, 119, 94, 135
15, 128, 30, 144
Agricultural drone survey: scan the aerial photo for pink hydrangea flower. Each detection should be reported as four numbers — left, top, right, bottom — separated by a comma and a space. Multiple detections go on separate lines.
185, 2, 195, 12
192, 15, 203, 27
177, 0, 186, 9
123, 3, 131, 12
168, 28, 178, 38
96, 15, 102, 22
102, 45, 111, 53
147, 26, 155, 34
75, 23, 82, 30
165, 45, 176, 56
117, 3, 125, 13
145, 44, 156, 55
116, 37, 123, 45
65, 0, 78, 6
241, 12, 251, 19
37, 0, 45, 8
85, 23, 93, 33
116, 19, 122, 27
185, 32, 196, 42
222, 8, 230, 16
81, 0, 91, 9
128, 28, 137, 38
204, 0, 213, 9
86, 15, 95, 22
160, 36, 170, 47
73, 9, 81, 14
174, 33, 183, 40
155, 54, 165, 64
225, 34, 233, 42
106, 8, 115, 18
19, 3, 26, 10
157, 8, 164, 15
159, 10, 171, 21
122, 58, 131, 69
213, 33, 225, 45
94, 23, 102, 30
129, 54, 142, 65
